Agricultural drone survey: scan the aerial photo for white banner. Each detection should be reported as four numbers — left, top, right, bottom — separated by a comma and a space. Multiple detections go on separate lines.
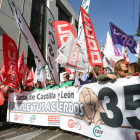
45, 6, 59, 85
78, 0, 90, 49
8, 77, 140, 140
8, 0, 46, 70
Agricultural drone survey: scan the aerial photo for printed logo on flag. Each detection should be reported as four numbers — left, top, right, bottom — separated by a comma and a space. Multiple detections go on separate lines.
30, 115, 36, 123
93, 126, 103, 137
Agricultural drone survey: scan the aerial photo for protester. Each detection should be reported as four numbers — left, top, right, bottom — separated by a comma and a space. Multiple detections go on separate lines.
74, 71, 89, 87
0, 85, 13, 126
97, 59, 131, 82
103, 67, 107, 74
92, 65, 103, 77
46, 79, 59, 90
45, 79, 50, 87
87, 72, 97, 83
128, 63, 140, 76
33, 81, 45, 91
60, 73, 73, 88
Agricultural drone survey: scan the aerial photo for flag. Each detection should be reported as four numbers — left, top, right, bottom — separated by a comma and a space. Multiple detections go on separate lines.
22, 64, 29, 85
80, 6, 103, 67
0, 87, 5, 106
122, 46, 129, 62
56, 30, 88, 72
114, 45, 121, 56
8, 0, 46, 70
53, 21, 76, 48
3, 34, 18, 78
109, 22, 137, 54
18, 51, 24, 83
78, 0, 90, 49
34, 67, 46, 84
135, 37, 140, 58
4, 65, 18, 89
53, 21, 77, 74
45, 7, 59, 85
26, 67, 34, 86
0, 63, 6, 78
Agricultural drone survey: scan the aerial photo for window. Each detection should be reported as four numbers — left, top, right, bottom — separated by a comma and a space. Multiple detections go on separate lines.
57, 4, 70, 22
27, 0, 46, 69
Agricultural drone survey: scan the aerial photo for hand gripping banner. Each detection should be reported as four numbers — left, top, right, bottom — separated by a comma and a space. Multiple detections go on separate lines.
80, 7, 103, 67
7, 77, 140, 140
7, 0, 46, 70
3, 34, 18, 78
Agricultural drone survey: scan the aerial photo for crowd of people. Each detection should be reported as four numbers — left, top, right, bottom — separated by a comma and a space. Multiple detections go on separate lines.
0, 59, 140, 134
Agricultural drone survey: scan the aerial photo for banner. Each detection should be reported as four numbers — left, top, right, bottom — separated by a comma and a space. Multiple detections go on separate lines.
109, 22, 137, 54
55, 31, 88, 72
78, 0, 90, 49
8, 77, 140, 140
3, 34, 18, 78
8, 0, 46, 70
4, 65, 18, 89
18, 51, 24, 83
80, 7, 103, 67
53, 21, 76, 48
122, 46, 129, 62
45, 7, 59, 85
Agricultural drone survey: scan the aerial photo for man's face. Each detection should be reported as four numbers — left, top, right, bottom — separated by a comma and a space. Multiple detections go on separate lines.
46, 80, 49, 85
63, 75, 68, 82
50, 80, 55, 86
37, 82, 41, 88
19, 88, 23, 93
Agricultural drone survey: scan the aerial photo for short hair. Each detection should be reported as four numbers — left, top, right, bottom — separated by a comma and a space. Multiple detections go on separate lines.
37, 81, 41, 85
63, 73, 69, 78
128, 63, 140, 75
50, 79, 55, 82
114, 59, 126, 74
92, 65, 102, 76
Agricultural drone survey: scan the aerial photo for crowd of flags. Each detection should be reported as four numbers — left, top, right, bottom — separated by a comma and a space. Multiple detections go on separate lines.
0, 0, 140, 89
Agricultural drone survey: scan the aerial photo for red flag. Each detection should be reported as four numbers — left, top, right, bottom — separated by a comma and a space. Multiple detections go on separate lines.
4, 65, 18, 89
53, 21, 76, 48
3, 34, 18, 77
22, 64, 30, 85
53, 21, 76, 73
0, 63, 6, 78
18, 51, 24, 83
0, 87, 5, 106
80, 7, 103, 67
26, 67, 34, 86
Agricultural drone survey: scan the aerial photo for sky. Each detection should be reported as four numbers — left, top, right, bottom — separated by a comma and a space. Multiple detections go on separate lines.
67, 0, 140, 63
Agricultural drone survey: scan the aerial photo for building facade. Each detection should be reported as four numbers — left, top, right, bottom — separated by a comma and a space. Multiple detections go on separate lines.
0, 0, 78, 69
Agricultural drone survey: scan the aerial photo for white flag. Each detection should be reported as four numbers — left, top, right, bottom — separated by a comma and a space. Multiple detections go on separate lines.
56, 31, 88, 72
78, 0, 90, 49
135, 37, 140, 58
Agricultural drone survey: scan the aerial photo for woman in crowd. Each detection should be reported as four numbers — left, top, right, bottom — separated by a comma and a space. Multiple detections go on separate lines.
97, 59, 131, 82
128, 62, 140, 76
92, 65, 103, 78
